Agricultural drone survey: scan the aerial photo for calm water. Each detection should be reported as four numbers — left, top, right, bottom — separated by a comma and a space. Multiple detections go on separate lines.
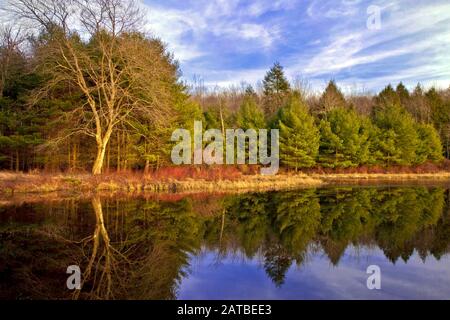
1, 186, 450, 300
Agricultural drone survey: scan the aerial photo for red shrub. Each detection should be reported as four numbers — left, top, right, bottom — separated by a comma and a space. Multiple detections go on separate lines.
148, 165, 242, 181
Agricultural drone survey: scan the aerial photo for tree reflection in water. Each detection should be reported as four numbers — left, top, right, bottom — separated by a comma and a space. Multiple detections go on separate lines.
0, 186, 449, 299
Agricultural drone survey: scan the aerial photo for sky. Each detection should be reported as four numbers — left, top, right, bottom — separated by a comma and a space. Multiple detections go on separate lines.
142, 0, 450, 93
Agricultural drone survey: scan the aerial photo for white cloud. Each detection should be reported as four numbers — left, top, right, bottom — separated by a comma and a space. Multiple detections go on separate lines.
142, 0, 283, 62
290, 0, 450, 90
307, 0, 360, 19
141, 0, 450, 91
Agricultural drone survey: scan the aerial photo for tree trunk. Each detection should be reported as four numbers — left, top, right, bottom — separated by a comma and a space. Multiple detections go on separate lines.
92, 132, 112, 175
73, 143, 78, 171
92, 143, 107, 175
68, 142, 71, 172
106, 142, 110, 173
144, 159, 150, 175
117, 132, 121, 172
15, 150, 19, 173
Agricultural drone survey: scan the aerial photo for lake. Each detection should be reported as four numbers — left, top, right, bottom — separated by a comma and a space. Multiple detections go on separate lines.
1, 185, 450, 300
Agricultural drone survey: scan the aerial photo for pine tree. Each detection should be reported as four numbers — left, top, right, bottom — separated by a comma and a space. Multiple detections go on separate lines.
318, 80, 347, 116
415, 123, 443, 163
263, 62, 291, 118
373, 103, 420, 166
426, 88, 450, 158
396, 82, 410, 107
276, 94, 319, 170
375, 84, 401, 111
319, 108, 371, 168
236, 94, 266, 130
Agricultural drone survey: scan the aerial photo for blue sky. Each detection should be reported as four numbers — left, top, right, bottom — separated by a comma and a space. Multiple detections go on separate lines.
142, 0, 450, 93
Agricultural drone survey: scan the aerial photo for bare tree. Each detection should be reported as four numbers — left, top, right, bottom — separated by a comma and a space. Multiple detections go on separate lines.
292, 75, 313, 101
0, 25, 27, 97
6, 0, 177, 174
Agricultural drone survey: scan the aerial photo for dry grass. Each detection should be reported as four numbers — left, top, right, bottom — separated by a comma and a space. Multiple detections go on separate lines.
0, 171, 324, 195
314, 172, 450, 181
1, 168, 450, 196
172, 174, 323, 192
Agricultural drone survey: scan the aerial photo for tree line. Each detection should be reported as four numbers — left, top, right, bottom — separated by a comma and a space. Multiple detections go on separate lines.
0, 0, 449, 174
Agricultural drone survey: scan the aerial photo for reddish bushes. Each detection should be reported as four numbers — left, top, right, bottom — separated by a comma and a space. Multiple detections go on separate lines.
140, 161, 450, 180
148, 166, 242, 181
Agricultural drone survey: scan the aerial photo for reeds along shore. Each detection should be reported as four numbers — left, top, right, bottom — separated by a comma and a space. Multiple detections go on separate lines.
1, 164, 450, 194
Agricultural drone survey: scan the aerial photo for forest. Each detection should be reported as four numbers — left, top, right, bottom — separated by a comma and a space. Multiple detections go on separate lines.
1, 0, 450, 175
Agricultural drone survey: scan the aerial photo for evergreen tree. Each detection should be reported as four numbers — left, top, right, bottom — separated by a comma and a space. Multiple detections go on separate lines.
426, 88, 450, 158
318, 80, 347, 116
319, 108, 371, 168
415, 123, 443, 163
276, 94, 320, 170
262, 62, 291, 118
396, 82, 410, 107
236, 94, 266, 130
373, 103, 420, 166
375, 84, 401, 111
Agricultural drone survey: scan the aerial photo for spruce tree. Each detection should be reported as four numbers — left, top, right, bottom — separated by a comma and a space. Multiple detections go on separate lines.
263, 62, 291, 118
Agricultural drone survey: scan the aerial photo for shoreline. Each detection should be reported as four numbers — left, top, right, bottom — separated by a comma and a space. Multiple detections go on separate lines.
1, 171, 450, 195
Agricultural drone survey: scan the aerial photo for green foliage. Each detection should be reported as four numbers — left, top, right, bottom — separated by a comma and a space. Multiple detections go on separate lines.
427, 88, 450, 128
262, 62, 291, 117
1, 28, 449, 175
376, 84, 401, 109
132, 96, 204, 169
415, 123, 444, 163
273, 190, 321, 254
236, 95, 266, 130
319, 108, 371, 168
1, 186, 449, 297
372, 103, 420, 165
396, 82, 410, 107
276, 95, 320, 170
318, 80, 347, 114
263, 62, 290, 96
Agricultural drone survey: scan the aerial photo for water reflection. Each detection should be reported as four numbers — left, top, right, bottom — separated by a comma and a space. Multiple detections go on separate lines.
0, 186, 449, 299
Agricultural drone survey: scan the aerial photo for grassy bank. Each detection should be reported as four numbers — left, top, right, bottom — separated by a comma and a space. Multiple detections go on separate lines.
1, 170, 450, 195
315, 172, 450, 182
0, 172, 324, 194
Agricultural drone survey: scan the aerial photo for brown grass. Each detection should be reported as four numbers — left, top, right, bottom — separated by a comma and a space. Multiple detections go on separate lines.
1, 163, 450, 195
0, 171, 323, 195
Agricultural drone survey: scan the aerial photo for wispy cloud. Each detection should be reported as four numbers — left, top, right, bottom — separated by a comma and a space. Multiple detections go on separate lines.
83, 0, 450, 90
